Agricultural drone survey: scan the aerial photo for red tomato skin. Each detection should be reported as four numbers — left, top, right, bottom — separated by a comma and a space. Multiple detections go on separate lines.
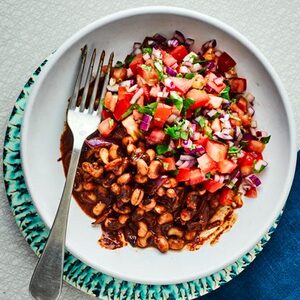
206, 140, 228, 162
176, 168, 191, 182
197, 154, 217, 173
129, 54, 144, 75
218, 52, 236, 72
219, 187, 235, 206
245, 186, 257, 198
203, 180, 225, 193
170, 45, 189, 62
148, 129, 166, 144
98, 118, 117, 137
247, 140, 265, 153
161, 157, 176, 171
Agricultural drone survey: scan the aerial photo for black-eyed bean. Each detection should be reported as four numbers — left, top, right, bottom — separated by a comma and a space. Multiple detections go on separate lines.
111, 183, 121, 195
104, 158, 123, 171
74, 183, 83, 192
92, 202, 106, 216
163, 178, 177, 188
154, 204, 167, 214
168, 238, 185, 250
82, 162, 103, 178
85, 191, 97, 202
166, 188, 176, 198
120, 185, 131, 203
154, 235, 169, 253
118, 214, 130, 225
180, 209, 193, 222
104, 218, 123, 231
146, 149, 156, 161
127, 144, 136, 155
233, 194, 243, 208
122, 136, 134, 146
131, 188, 144, 206
148, 160, 162, 179
113, 158, 129, 176
102, 173, 116, 188
137, 232, 152, 248
158, 212, 173, 225
117, 173, 132, 185
167, 227, 184, 238
137, 159, 149, 176
185, 231, 197, 241
113, 203, 131, 214
132, 207, 145, 222
83, 182, 96, 191
109, 144, 119, 160
99, 148, 109, 164
139, 198, 156, 212
157, 187, 165, 197
134, 174, 148, 184
137, 221, 148, 238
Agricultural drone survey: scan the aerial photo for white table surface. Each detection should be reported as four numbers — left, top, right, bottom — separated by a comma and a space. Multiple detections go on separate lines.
0, 1, 299, 299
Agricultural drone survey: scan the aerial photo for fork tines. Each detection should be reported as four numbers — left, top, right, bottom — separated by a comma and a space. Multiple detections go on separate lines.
69, 46, 114, 115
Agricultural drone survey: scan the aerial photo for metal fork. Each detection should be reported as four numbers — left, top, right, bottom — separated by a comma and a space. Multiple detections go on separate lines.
29, 46, 114, 300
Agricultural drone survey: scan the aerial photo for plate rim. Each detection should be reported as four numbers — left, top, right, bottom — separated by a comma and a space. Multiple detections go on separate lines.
3, 57, 285, 299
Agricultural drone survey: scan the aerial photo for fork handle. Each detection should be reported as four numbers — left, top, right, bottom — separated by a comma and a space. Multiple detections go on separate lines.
29, 146, 82, 300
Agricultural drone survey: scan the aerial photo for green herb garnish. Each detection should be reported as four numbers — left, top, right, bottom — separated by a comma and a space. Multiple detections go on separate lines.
165, 121, 189, 140
121, 104, 136, 119
260, 135, 271, 144
114, 61, 124, 68
137, 102, 158, 116
185, 73, 195, 79
142, 47, 153, 55
228, 146, 241, 156
198, 116, 206, 128
156, 144, 169, 155
205, 172, 212, 179
182, 97, 195, 114
219, 86, 230, 100
141, 64, 152, 72
176, 73, 183, 78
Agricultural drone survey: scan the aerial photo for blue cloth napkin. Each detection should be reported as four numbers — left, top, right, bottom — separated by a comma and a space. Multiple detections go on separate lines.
201, 151, 300, 300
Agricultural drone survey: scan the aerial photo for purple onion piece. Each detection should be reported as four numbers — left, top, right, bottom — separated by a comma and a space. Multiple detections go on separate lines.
166, 66, 177, 76
179, 160, 196, 169
173, 30, 186, 44
139, 114, 152, 131
85, 137, 113, 148
153, 33, 167, 43
180, 154, 195, 161
201, 39, 217, 53
168, 39, 179, 48
133, 42, 142, 50
243, 132, 255, 140
185, 38, 195, 48
205, 61, 216, 71
245, 174, 262, 187
146, 176, 168, 195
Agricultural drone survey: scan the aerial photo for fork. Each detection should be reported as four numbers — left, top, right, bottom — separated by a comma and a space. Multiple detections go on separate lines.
29, 46, 114, 300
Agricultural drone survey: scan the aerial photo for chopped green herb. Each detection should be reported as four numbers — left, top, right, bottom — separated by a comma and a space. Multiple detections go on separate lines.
167, 92, 183, 111
260, 135, 271, 144
198, 116, 206, 128
142, 47, 153, 55
194, 59, 207, 64
156, 144, 169, 155
165, 120, 188, 140
108, 119, 114, 128
253, 161, 267, 173
219, 86, 230, 100
169, 169, 179, 176
228, 146, 241, 156
198, 68, 206, 75
163, 162, 169, 170
205, 128, 214, 140
125, 54, 134, 66
137, 102, 158, 116
176, 73, 183, 78
210, 112, 221, 120
121, 104, 136, 119
229, 114, 241, 121
180, 131, 189, 140
205, 172, 212, 179
141, 64, 152, 72
182, 97, 195, 114
194, 107, 202, 117
185, 73, 195, 79
114, 61, 124, 68
240, 140, 248, 148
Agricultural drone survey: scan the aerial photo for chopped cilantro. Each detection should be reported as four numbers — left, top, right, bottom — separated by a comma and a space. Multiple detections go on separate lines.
141, 64, 152, 72
194, 108, 202, 117
163, 162, 169, 170
205, 172, 212, 179
260, 135, 271, 144
198, 116, 206, 128
169, 169, 179, 176
219, 86, 230, 100
142, 47, 153, 55
182, 97, 195, 114
194, 59, 207, 64
176, 73, 183, 78
165, 125, 181, 139
156, 144, 169, 155
167, 92, 183, 111
185, 73, 195, 79
114, 61, 124, 68
121, 104, 136, 119
228, 146, 241, 156
240, 140, 248, 148
125, 54, 134, 66
108, 119, 114, 128
137, 102, 158, 116
180, 131, 189, 140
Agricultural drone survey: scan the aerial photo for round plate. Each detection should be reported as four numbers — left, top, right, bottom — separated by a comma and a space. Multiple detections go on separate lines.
3, 57, 283, 299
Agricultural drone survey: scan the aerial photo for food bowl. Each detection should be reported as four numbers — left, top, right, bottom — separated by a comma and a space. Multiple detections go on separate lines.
21, 6, 297, 284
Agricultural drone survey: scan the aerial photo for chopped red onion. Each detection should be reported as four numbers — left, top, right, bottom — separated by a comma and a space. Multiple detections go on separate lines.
248, 106, 255, 116
128, 84, 138, 92
253, 159, 268, 173
143, 53, 151, 61
164, 78, 175, 89
173, 30, 186, 44
207, 109, 218, 118
213, 77, 224, 86
107, 84, 119, 92
180, 154, 195, 161
214, 132, 233, 140
178, 160, 196, 169
191, 63, 202, 72
169, 140, 175, 150
251, 120, 257, 128
167, 113, 178, 124
157, 91, 169, 98
120, 80, 134, 87
176, 159, 183, 167
201, 39, 217, 53
127, 68, 133, 78
168, 39, 179, 48
205, 84, 215, 93
205, 61, 216, 72
166, 67, 177, 77
152, 48, 162, 59
139, 114, 152, 131
244, 92, 255, 103
243, 132, 254, 140
85, 137, 113, 148
185, 38, 195, 48
250, 128, 257, 137
130, 88, 144, 104
182, 61, 193, 68
146, 176, 168, 195
245, 174, 262, 187
256, 130, 268, 138
192, 132, 201, 141
179, 66, 190, 74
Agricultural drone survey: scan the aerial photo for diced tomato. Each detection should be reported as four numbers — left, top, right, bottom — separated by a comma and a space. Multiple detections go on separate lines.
239, 152, 255, 176
194, 136, 209, 147
211, 118, 221, 132
230, 103, 244, 116
121, 115, 140, 141
176, 168, 190, 182
189, 169, 206, 185
98, 117, 117, 137
170, 45, 189, 63
218, 159, 237, 174
203, 48, 215, 61
101, 109, 112, 120
148, 129, 166, 144
161, 157, 176, 171
217, 52, 236, 72
104, 92, 118, 112
154, 103, 172, 127
137, 75, 150, 101
219, 187, 235, 206
113, 86, 134, 121
205, 140, 228, 162
230, 117, 242, 127
245, 186, 257, 198
162, 50, 177, 67
229, 77, 247, 93
197, 153, 217, 173
129, 53, 144, 75
171, 77, 193, 94
247, 140, 265, 153
206, 73, 226, 94
203, 180, 225, 193
112, 67, 127, 82
208, 95, 223, 109
241, 114, 252, 126
150, 85, 161, 97
237, 97, 248, 112
186, 89, 210, 110
136, 64, 159, 86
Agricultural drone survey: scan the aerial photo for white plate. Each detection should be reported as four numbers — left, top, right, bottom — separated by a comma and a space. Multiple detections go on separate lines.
21, 7, 297, 285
